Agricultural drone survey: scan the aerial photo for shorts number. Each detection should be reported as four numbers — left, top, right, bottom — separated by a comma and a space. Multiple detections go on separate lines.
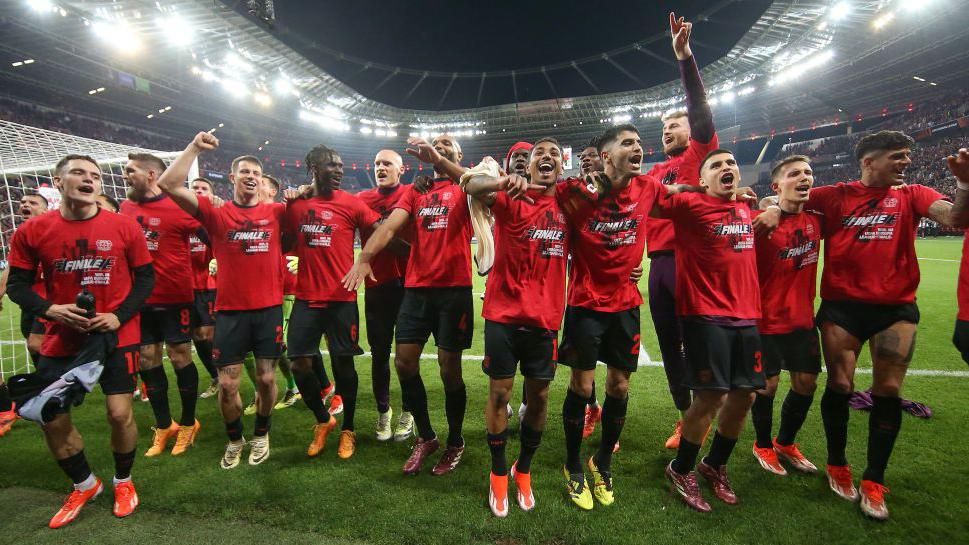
350, 324, 359, 341
124, 351, 140, 374
458, 313, 468, 331
207, 301, 215, 317
275, 326, 284, 345
552, 338, 558, 361
630, 334, 641, 355
179, 308, 191, 327
753, 351, 763, 373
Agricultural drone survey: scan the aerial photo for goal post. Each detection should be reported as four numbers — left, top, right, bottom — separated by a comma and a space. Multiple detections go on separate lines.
0, 119, 186, 381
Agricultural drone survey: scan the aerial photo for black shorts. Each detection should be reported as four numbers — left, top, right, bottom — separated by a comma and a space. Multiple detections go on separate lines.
20, 312, 45, 339
483, 320, 558, 381
140, 304, 193, 346
287, 299, 364, 358
191, 289, 216, 327
37, 344, 139, 396
761, 328, 822, 376
395, 287, 474, 352
365, 279, 405, 354
816, 300, 920, 343
953, 319, 969, 365
558, 306, 641, 373
213, 306, 283, 366
682, 320, 765, 391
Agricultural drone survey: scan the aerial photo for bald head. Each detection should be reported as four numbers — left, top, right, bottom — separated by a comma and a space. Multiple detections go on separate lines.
374, 149, 404, 188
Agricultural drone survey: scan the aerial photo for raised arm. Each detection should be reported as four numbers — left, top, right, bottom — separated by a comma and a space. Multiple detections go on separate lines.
157, 132, 220, 217
465, 174, 541, 207
405, 137, 467, 181
671, 12, 715, 144
342, 208, 411, 290
927, 148, 969, 228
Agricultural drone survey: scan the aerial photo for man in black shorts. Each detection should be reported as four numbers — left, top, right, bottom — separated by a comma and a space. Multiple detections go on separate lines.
120, 153, 203, 457
7, 154, 155, 527
344, 134, 473, 476
188, 177, 219, 398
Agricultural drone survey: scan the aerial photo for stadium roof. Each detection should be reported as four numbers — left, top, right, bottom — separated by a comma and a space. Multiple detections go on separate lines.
1, 0, 967, 163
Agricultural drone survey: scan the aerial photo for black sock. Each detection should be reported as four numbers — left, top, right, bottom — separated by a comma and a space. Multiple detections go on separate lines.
254, 414, 271, 437
703, 431, 738, 468
312, 354, 331, 390
226, 418, 243, 441
333, 357, 358, 431
588, 381, 598, 406
821, 387, 851, 466
56, 450, 93, 484
294, 366, 331, 423
487, 429, 508, 476
193, 339, 217, 380
862, 395, 902, 484
777, 390, 814, 446
174, 364, 199, 426
562, 388, 586, 474
517, 424, 543, 474
672, 387, 692, 413
401, 375, 434, 440
113, 449, 135, 480
444, 385, 467, 447
521, 382, 528, 406
140, 366, 172, 429
371, 350, 391, 414
751, 393, 775, 449
595, 394, 628, 472
0, 383, 12, 412
673, 438, 701, 475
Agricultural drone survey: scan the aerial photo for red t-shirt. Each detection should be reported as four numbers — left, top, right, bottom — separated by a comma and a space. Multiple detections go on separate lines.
8, 209, 153, 356
807, 181, 942, 305
658, 192, 760, 320
483, 191, 569, 330
560, 174, 663, 312
393, 179, 473, 288
754, 210, 823, 334
644, 135, 720, 255
357, 185, 411, 287
195, 197, 285, 311
284, 191, 381, 302
958, 233, 969, 321
120, 194, 199, 305
189, 230, 216, 291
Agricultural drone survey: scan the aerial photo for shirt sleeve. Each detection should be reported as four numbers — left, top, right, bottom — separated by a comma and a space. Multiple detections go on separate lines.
7, 224, 37, 271
355, 196, 382, 228
195, 195, 216, 227
679, 135, 721, 186
910, 184, 946, 217
282, 200, 299, 239
805, 184, 837, 215
654, 190, 682, 219
393, 186, 416, 215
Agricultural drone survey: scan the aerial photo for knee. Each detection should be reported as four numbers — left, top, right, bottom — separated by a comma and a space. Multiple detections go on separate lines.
440, 366, 464, 390
489, 384, 512, 406
871, 381, 901, 398
106, 405, 133, 429
605, 380, 629, 398
256, 370, 276, 390
526, 385, 549, 407
292, 357, 313, 374
825, 375, 854, 395
791, 374, 818, 395
394, 355, 418, 377
167, 344, 192, 366
218, 374, 240, 395
568, 376, 593, 400
27, 336, 43, 355
761, 376, 780, 397
692, 392, 726, 416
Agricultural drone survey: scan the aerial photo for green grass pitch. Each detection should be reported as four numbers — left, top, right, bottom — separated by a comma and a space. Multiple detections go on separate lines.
2, 238, 969, 545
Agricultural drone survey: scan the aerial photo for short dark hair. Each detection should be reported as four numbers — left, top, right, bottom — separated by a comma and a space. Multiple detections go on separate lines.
597, 124, 639, 153
262, 174, 280, 192
532, 137, 562, 155
190, 177, 213, 190
127, 152, 167, 173
54, 154, 100, 176
770, 155, 811, 181
855, 131, 914, 161
304, 144, 339, 172
584, 135, 601, 152
699, 148, 735, 171
97, 193, 120, 212
231, 155, 263, 173
21, 192, 49, 208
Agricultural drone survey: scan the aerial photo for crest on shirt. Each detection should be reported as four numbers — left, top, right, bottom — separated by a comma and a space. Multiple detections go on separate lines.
148, 217, 161, 226
96, 239, 112, 251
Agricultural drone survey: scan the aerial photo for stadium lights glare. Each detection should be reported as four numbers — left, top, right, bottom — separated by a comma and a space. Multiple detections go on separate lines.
737, 86, 756, 96
146, 114, 154, 119
158, 15, 193, 45
913, 76, 926, 81
91, 20, 142, 53
829, 1, 851, 21
274, 77, 299, 98
225, 52, 254, 73
87, 87, 105, 95
929, 82, 937, 86
721, 91, 736, 103
27, 0, 55, 13
253, 92, 272, 107
11, 59, 35, 67
221, 79, 248, 99
299, 109, 350, 132
901, 0, 932, 12
872, 11, 895, 30
769, 49, 835, 86
360, 127, 372, 135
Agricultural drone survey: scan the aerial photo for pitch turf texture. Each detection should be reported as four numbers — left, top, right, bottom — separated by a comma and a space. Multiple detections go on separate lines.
2, 238, 969, 545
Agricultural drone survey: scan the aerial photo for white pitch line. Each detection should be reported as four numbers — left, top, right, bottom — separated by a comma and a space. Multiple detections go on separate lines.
324, 351, 969, 378
918, 257, 960, 262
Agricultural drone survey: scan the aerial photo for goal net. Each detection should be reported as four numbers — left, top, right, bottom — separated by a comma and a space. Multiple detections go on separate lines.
0, 119, 182, 381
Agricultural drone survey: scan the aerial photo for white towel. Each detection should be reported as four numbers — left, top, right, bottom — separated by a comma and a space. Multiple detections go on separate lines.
459, 157, 501, 276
